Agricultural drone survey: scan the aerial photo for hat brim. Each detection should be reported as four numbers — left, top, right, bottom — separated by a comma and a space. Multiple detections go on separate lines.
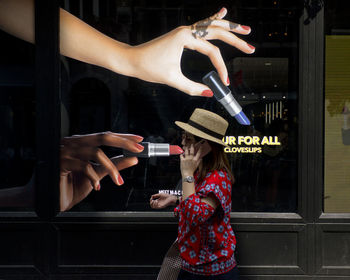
175, 121, 228, 146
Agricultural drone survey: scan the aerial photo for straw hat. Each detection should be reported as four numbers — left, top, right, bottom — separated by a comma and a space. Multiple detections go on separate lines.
175, 108, 228, 146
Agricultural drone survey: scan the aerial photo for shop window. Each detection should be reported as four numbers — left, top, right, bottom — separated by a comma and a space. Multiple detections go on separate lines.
0, 29, 35, 211
324, 0, 350, 213
60, 0, 300, 212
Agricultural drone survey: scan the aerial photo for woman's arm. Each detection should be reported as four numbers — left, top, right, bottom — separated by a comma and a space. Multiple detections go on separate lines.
0, 0, 35, 43
0, 0, 254, 96
150, 193, 179, 209
180, 144, 218, 208
0, 0, 136, 77
182, 180, 218, 209
177, 145, 225, 226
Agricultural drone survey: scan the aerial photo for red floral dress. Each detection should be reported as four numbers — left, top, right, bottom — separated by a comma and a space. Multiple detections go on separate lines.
174, 170, 236, 276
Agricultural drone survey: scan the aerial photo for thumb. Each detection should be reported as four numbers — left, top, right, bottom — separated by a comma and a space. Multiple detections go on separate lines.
168, 71, 213, 97
151, 193, 161, 200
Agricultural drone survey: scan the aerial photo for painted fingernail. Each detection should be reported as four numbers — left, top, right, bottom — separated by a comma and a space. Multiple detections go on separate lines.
135, 143, 144, 150
96, 183, 100, 191
201, 90, 213, 97
117, 175, 124, 185
247, 43, 255, 51
227, 77, 230, 85
241, 25, 251, 31
219, 7, 226, 14
135, 135, 144, 141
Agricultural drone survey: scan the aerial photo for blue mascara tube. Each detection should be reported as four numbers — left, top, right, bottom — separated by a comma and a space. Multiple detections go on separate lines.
203, 71, 251, 125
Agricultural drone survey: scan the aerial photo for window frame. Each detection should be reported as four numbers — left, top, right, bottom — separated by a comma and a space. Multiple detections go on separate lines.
7, 0, 349, 224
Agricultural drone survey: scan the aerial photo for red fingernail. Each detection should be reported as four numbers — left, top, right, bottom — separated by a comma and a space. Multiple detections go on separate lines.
241, 25, 251, 31
135, 135, 144, 142
97, 184, 100, 191
201, 90, 213, 97
135, 143, 144, 150
227, 77, 230, 85
117, 176, 124, 185
247, 43, 255, 50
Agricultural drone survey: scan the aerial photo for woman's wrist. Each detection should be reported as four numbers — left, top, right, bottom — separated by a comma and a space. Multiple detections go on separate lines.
108, 43, 138, 78
181, 172, 194, 178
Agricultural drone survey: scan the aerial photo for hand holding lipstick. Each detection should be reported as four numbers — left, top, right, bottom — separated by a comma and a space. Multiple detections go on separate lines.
0, 2, 254, 97
60, 132, 144, 211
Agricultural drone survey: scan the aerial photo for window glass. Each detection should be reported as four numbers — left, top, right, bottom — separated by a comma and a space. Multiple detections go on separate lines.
324, 0, 350, 213
0, 26, 35, 210
60, 0, 299, 212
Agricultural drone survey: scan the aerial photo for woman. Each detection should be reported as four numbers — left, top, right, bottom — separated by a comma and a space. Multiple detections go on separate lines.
152, 108, 238, 279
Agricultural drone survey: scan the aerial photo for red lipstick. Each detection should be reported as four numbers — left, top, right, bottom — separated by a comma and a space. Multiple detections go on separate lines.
169, 145, 184, 155
123, 142, 183, 158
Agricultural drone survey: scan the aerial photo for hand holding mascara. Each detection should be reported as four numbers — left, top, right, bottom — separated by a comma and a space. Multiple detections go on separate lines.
203, 71, 251, 125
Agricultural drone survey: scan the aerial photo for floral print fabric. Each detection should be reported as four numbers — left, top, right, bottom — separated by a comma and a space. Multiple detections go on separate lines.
174, 170, 236, 276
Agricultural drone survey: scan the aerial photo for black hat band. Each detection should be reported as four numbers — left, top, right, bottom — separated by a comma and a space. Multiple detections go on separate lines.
187, 120, 224, 140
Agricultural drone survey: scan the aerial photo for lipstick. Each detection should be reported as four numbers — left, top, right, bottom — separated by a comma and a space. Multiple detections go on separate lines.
123, 142, 183, 158
202, 71, 251, 125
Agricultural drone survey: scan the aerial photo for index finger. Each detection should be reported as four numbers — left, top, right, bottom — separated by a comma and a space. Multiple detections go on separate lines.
207, 19, 251, 35
189, 144, 195, 155
185, 146, 190, 156
208, 7, 227, 20
62, 132, 145, 153
194, 8, 251, 35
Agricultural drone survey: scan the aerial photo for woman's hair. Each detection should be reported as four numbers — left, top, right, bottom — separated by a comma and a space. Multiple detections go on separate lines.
194, 135, 235, 184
